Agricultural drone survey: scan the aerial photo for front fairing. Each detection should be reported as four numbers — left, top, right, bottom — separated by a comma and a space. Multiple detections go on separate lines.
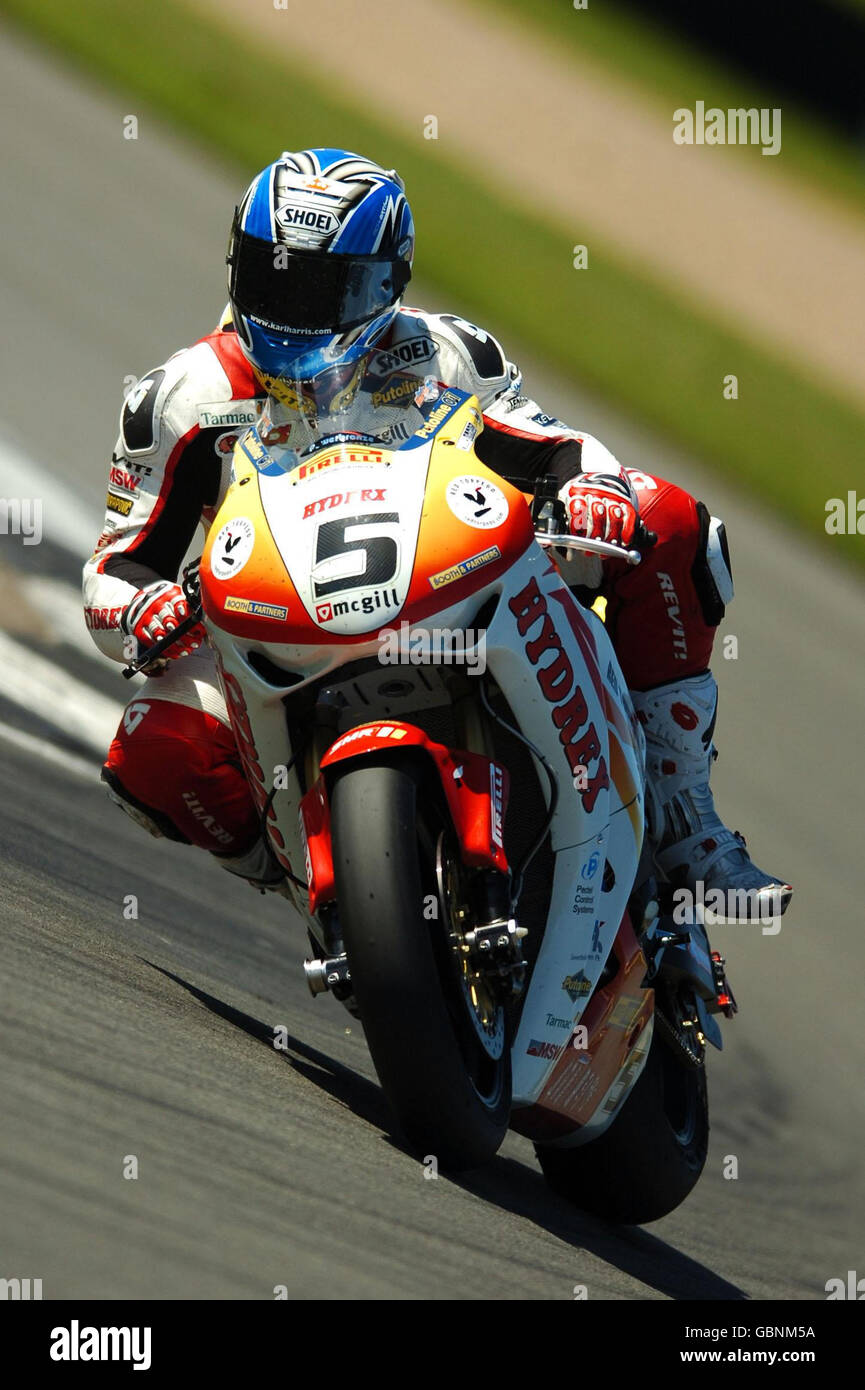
200, 381, 528, 655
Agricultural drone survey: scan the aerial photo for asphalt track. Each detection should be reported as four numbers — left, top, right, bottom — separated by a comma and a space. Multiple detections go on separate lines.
1, 23, 863, 1300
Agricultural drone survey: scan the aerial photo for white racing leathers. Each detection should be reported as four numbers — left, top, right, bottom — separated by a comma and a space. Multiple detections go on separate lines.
82, 305, 628, 664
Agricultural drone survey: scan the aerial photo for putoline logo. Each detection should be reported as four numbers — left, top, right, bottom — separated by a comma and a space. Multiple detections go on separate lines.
562, 971, 592, 1004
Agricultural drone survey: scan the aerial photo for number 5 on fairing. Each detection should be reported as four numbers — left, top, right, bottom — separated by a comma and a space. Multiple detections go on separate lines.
312, 512, 401, 598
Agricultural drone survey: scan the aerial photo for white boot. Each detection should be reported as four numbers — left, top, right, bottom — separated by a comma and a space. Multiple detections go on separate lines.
631, 672, 792, 924
215, 836, 296, 900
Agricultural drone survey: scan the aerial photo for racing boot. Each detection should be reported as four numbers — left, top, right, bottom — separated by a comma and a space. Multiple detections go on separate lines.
631, 671, 792, 924
215, 835, 296, 900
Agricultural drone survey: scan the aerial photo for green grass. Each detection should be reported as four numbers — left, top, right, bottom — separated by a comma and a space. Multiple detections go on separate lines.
2, 0, 863, 571
478, 0, 865, 216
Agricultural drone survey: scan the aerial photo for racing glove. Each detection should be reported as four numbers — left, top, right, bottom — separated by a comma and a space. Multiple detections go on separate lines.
121, 580, 205, 659
562, 472, 641, 547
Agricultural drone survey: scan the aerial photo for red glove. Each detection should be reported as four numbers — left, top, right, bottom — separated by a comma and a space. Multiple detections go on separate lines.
563, 473, 640, 547
121, 581, 205, 658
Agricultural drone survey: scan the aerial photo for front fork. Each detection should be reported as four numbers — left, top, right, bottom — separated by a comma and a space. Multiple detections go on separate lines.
300, 699, 522, 1007
449, 669, 496, 760
300, 668, 496, 786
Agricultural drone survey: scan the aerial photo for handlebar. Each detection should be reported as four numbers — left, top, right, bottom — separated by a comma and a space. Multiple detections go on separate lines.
121, 556, 204, 679
121, 604, 204, 679
534, 531, 645, 566
529, 472, 653, 567
121, 513, 648, 680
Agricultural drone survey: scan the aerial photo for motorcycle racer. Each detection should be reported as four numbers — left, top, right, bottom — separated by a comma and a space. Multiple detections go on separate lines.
83, 148, 792, 922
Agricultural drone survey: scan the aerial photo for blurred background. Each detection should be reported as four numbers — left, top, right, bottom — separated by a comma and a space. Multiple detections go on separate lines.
5, 0, 865, 563
0, 0, 862, 1300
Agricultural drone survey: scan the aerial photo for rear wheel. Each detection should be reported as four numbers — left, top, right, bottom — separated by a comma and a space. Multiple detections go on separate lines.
330, 754, 511, 1171
535, 1024, 708, 1224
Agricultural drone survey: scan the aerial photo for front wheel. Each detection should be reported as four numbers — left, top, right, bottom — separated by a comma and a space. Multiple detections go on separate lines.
330, 754, 511, 1171
535, 1024, 709, 1224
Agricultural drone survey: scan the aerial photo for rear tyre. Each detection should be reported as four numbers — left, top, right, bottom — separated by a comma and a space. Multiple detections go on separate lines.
330, 754, 511, 1171
535, 1025, 708, 1223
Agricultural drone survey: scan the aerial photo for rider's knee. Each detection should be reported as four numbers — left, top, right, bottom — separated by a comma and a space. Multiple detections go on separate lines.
690, 503, 734, 628
625, 476, 733, 628
102, 698, 256, 851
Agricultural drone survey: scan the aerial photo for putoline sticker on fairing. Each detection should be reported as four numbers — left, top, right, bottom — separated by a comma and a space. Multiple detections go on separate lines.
210, 518, 255, 580
446, 475, 509, 530
399, 388, 465, 450
259, 458, 428, 636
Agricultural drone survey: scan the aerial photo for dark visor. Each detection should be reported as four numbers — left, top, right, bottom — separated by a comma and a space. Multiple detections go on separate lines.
228, 224, 411, 335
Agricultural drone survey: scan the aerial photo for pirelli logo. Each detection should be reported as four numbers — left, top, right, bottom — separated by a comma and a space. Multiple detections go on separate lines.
429, 545, 501, 590
106, 492, 134, 516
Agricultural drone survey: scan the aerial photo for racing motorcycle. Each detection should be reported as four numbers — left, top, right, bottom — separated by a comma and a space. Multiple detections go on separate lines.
126, 369, 736, 1223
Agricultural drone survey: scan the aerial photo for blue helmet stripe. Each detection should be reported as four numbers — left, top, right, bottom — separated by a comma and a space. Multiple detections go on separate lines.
311, 148, 360, 174
331, 190, 383, 253
243, 165, 276, 240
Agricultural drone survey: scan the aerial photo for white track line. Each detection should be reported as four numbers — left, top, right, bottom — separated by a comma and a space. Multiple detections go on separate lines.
19, 573, 131, 675
0, 629, 122, 756
0, 433, 100, 556
0, 718, 99, 781
0, 435, 140, 751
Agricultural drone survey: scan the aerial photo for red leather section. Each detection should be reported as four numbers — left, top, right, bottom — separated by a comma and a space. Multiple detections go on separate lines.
104, 698, 259, 852
602, 473, 717, 689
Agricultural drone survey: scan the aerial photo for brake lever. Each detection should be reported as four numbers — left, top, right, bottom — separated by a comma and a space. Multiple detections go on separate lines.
535, 533, 643, 566
531, 474, 653, 566
121, 604, 204, 679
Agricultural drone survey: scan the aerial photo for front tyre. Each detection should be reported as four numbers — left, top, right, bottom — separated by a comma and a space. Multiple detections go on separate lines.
535, 1025, 708, 1224
330, 754, 511, 1171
